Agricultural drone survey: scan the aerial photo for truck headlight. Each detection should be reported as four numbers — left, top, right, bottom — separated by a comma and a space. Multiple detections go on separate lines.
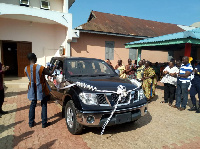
79, 93, 98, 105
139, 89, 145, 100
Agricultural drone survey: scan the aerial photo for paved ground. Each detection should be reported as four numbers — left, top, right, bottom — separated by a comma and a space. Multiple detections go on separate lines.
0, 77, 200, 149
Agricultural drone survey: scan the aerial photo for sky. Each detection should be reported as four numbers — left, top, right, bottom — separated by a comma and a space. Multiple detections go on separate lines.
69, 0, 200, 29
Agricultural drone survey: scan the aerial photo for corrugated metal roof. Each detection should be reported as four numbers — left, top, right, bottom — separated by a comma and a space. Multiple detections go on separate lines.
69, 0, 75, 9
127, 28, 200, 44
77, 11, 185, 37
125, 28, 200, 48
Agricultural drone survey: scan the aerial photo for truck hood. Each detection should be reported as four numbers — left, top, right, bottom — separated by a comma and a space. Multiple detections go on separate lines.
69, 76, 139, 92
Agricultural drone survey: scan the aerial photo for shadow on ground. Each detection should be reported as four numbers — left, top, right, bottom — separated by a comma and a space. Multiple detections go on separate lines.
4, 104, 30, 114
0, 121, 33, 149
38, 139, 57, 149
151, 95, 159, 102
5, 90, 28, 98
13, 130, 35, 147
0, 120, 24, 134
156, 85, 164, 90
36, 111, 63, 126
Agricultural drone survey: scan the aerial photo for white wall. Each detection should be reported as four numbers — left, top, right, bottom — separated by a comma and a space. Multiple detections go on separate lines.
0, 17, 67, 65
0, 0, 18, 5
49, 0, 63, 12
0, 0, 64, 12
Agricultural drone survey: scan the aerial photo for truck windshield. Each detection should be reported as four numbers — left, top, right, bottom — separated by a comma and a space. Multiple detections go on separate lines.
65, 59, 116, 77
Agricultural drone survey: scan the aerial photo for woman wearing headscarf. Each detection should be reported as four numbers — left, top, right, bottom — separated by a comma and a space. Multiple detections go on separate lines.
141, 61, 157, 102
115, 60, 126, 78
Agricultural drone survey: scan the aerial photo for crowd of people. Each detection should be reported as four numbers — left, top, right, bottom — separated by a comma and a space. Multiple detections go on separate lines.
107, 58, 158, 102
1, 54, 199, 128
160, 57, 200, 113
106, 57, 200, 113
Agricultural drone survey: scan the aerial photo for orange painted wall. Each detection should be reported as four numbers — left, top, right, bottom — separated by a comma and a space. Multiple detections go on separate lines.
71, 32, 170, 66
141, 50, 168, 63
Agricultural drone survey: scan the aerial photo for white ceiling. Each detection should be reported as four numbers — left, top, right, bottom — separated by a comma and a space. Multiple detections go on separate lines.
0, 14, 58, 25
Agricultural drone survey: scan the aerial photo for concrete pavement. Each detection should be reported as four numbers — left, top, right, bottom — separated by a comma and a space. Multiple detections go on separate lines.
0, 77, 200, 149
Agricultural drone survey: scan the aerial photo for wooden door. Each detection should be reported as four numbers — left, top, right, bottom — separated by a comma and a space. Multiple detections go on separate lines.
17, 42, 32, 77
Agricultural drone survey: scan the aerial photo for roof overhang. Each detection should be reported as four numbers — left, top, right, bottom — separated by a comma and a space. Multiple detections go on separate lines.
125, 38, 200, 49
69, 0, 75, 9
0, 3, 71, 27
125, 28, 200, 50
77, 29, 148, 38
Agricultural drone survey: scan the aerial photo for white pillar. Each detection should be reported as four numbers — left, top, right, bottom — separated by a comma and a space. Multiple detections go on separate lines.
66, 42, 71, 56
63, 0, 68, 13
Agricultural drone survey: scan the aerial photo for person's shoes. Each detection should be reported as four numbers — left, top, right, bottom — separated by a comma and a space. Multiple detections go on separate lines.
179, 107, 186, 111
172, 105, 178, 108
0, 110, 8, 114
29, 121, 35, 128
168, 103, 172, 106
29, 124, 34, 128
188, 106, 197, 111
196, 107, 200, 113
42, 122, 51, 128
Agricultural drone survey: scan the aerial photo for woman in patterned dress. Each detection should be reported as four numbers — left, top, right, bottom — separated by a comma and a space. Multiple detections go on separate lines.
141, 61, 157, 101
136, 60, 145, 81
125, 59, 136, 80
115, 60, 126, 79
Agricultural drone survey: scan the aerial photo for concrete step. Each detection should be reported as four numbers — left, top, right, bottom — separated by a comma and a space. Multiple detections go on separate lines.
4, 77, 28, 89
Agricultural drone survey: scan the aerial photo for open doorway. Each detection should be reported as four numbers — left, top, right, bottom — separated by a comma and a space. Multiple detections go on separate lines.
1, 41, 32, 77
2, 41, 18, 76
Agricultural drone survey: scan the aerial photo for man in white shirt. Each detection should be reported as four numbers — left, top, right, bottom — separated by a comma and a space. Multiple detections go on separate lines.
160, 61, 179, 105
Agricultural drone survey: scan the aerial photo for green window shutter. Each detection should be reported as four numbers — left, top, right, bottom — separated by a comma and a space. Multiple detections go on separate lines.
129, 48, 137, 60
105, 41, 114, 60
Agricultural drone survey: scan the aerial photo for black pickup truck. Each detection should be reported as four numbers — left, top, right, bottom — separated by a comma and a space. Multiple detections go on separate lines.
48, 57, 148, 135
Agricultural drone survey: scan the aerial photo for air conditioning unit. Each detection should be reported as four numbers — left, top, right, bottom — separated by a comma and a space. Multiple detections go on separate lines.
20, 0, 29, 7
59, 46, 64, 55
41, 0, 50, 10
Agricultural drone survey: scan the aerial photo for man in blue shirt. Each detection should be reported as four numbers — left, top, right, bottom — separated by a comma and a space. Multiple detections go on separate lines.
173, 56, 193, 111
189, 61, 200, 113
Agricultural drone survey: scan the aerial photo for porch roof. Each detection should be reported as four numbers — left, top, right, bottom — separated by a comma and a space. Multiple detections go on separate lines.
0, 3, 70, 27
125, 28, 200, 49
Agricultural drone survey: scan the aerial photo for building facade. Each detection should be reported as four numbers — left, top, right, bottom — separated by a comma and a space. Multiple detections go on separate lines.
71, 11, 194, 67
0, 0, 79, 76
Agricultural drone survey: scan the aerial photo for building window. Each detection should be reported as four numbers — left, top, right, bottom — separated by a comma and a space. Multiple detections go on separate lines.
20, 0, 29, 7
168, 51, 174, 61
105, 41, 114, 60
129, 48, 137, 60
41, 0, 50, 10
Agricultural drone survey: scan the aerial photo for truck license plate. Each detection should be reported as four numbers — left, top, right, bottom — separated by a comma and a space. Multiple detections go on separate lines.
116, 112, 131, 124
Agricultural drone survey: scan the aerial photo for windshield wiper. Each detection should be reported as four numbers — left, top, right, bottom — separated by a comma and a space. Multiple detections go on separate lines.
71, 75, 83, 77
71, 74, 94, 77
110, 75, 115, 77
97, 74, 107, 76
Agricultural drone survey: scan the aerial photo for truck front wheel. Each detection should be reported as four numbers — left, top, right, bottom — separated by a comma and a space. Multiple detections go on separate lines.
65, 100, 83, 135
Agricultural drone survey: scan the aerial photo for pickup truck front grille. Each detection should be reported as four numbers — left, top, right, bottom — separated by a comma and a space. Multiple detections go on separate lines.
132, 90, 139, 102
97, 94, 108, 104
97, 92, 132, 105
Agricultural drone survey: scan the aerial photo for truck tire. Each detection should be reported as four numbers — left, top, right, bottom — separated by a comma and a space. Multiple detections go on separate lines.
65, 100, 83, 135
